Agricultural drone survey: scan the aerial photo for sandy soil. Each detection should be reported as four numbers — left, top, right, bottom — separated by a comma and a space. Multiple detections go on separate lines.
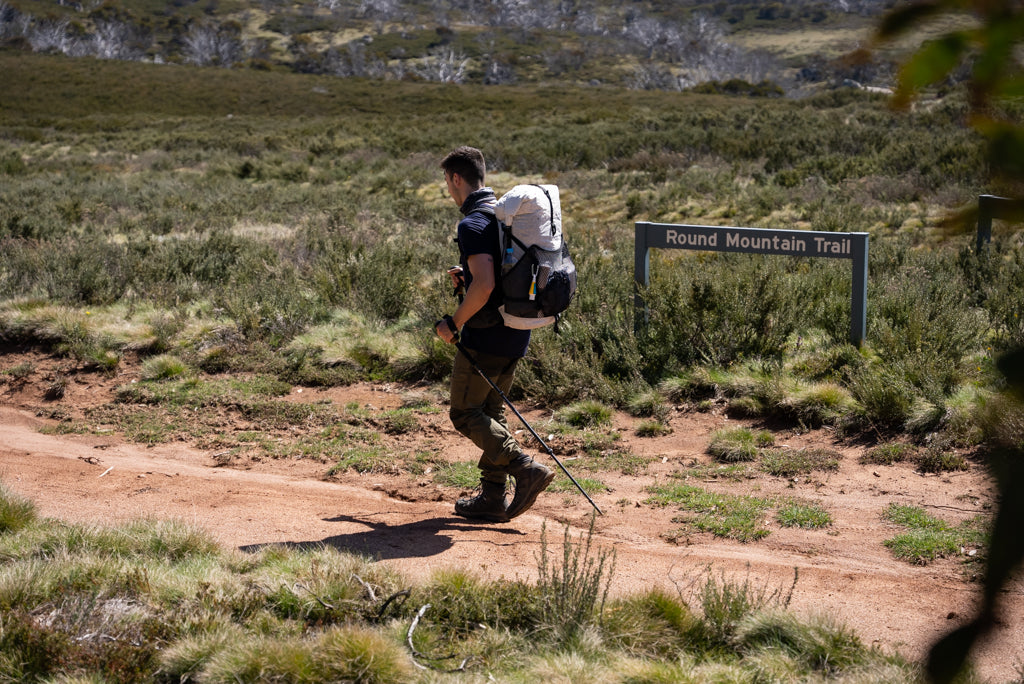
1, 349, 1021, 682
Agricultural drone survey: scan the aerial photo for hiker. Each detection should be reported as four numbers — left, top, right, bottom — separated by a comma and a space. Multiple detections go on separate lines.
435, 146, 554, 523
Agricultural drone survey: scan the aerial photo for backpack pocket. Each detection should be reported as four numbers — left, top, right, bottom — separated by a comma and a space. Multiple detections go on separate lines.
502, 243, 576, 318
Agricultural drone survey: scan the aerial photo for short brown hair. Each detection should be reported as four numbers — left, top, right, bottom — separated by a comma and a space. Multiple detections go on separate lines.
440, 146, 486, 186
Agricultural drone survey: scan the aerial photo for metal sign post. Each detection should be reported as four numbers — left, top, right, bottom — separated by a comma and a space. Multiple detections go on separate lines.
634, 222, 870, 347
977, 194, 1024, 254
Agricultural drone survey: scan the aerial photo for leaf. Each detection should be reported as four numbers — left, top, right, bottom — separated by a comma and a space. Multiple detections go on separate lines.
876, 1, 945, 40
894, 33, 970, 104
987, 126, 1024, 180
994, 73, 1024, 98
972, 20, 1018, 87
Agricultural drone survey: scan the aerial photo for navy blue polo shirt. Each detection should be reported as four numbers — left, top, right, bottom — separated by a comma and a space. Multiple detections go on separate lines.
457, 189, 531, 359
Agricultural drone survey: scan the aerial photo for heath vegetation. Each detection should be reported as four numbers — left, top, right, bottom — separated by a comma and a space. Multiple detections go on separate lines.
2, 47, 1019, 451
1, 1, 1023, 679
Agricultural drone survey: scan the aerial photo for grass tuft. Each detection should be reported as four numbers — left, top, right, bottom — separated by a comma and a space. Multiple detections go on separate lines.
647, 484, 773, 542
916, 449, 969, 474
760, 447, 841, 477
556, 400, 614, 428
635, 419, 672, 437
881, 503, 988, 565
707, 427, 774, 463
776, 500, 832, 529
140, 354, 190, 381
860, 442, 918, 465
0, 484, 37, 534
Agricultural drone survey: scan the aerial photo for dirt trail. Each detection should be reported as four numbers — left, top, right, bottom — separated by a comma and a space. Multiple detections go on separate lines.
1, 360, 1022, 681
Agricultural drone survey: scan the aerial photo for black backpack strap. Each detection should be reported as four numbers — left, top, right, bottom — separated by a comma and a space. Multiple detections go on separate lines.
530, 184, 558, 236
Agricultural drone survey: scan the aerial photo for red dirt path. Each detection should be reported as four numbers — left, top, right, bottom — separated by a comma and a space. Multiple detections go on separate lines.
1, 351, 1021, 681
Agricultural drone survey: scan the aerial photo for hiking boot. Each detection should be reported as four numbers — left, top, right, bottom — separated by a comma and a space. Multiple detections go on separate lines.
454, 483, 509, 523
506, 457, 555, 519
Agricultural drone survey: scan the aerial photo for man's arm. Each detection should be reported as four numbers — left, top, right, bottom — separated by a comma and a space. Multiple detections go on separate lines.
436, 253, 494, 343
454, 253, 494, 327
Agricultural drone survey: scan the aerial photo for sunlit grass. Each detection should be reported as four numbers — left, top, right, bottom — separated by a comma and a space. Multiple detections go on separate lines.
881, 503, 988, 565
0, 481, 925, 682
646, 483, 773, 542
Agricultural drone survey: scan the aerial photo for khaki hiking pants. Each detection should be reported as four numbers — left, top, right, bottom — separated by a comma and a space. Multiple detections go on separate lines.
449, 349, 524, 488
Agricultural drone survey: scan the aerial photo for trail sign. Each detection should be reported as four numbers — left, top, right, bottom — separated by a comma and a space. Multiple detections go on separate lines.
634, 222, 869, 346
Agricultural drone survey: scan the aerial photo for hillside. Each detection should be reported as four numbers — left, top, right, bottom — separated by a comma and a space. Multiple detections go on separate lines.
1, 0, 912, 93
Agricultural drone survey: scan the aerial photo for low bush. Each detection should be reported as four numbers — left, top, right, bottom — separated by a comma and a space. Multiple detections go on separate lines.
916, 449, 970, 474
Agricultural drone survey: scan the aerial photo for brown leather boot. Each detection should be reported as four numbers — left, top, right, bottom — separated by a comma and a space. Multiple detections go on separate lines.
454, 481, 509, 523
506, 456, 555, 519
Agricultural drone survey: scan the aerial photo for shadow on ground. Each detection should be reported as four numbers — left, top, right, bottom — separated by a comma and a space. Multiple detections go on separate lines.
239, 513, 527, 561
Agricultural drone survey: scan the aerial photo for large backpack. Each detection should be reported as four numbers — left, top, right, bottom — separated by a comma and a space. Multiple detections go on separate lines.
492, 184, 577, 330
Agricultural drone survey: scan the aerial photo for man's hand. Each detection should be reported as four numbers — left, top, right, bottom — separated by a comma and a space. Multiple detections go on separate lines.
437, 254, 493, 344
435, 315, 458, 344
447, 266, 464, 290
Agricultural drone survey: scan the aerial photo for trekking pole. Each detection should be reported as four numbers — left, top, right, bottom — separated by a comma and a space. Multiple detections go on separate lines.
451, 337, 603, 516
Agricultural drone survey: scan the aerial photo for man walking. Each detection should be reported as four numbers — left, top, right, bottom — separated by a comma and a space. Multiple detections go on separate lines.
434, 146, 554, 522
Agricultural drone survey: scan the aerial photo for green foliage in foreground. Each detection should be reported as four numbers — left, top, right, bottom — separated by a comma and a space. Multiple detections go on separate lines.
0, 484, 918, 683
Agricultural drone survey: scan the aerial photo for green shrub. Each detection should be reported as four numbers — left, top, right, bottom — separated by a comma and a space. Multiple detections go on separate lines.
659, 367, 722, 402
419, 569, 540, 636
0, 610, 71, 681
379, 408, 418, 435
782, 381, 856, 426
626, 389, 669, 420
314, 625, 414, 683
847, 364, 917, 430
641, 253, 821, 367
735, 609, 866, 674
916, 449, 969, 474
696, 568, 796, 646
535, 517, 615, 645
201, 637, 316, 683
0, 150, 27, 175
726, 395, 766, 418
635, 419, 671, 437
